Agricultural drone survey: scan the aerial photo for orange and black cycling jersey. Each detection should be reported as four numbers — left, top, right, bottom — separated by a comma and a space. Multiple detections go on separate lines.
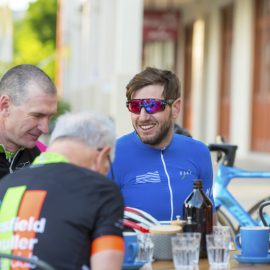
0, 161, 124, 270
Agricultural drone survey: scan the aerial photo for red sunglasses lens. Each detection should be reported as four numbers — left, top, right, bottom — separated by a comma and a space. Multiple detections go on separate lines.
128, 100, 141, 113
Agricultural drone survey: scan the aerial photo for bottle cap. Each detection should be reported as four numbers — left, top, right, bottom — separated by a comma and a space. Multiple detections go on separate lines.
170, 215, 186, 226
194, 179, 202, 188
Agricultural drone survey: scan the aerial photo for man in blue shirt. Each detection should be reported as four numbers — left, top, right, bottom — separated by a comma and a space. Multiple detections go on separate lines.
109, 67, 214, 222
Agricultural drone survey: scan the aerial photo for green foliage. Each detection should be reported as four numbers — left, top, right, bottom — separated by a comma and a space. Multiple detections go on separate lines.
0, 61, 13, 78
5, 0, 72, 130
52, 98, 71, 123
12, 0, 57, 80
27, 0, 57, 43
49, 98, 71, 133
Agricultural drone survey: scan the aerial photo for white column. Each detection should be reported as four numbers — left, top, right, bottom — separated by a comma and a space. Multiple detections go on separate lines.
230, 0, 253, 156
110, 0, 144, 136
203, 9, 221, 143
191, 20, 205, 140
60, 0, 143, 137
0, 4, 12, 62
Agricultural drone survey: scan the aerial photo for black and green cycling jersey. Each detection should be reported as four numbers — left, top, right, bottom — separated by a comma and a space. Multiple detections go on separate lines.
0, 144, 40, 179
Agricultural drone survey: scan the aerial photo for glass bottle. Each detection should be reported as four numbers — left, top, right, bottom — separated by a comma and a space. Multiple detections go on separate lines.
183, 179, 213, 258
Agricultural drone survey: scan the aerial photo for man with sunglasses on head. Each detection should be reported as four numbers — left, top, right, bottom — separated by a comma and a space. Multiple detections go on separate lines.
108, 67, 214, 222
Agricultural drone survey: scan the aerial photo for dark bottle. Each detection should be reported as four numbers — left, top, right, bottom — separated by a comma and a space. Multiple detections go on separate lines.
183, 179, 213, 258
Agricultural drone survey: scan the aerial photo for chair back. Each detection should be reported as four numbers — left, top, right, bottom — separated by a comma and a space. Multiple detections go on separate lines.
259, 201, 270, 227
0, 253, 55, 270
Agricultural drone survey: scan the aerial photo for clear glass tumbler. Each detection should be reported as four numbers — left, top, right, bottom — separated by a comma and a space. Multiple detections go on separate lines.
171, 233, 201, 269
136, 232, 154, 263
213, 226, 231, 238
206, 234, 231, 268
213, 225, 232, 250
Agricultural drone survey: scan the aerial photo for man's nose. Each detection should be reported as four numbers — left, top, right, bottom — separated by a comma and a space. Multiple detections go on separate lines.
38, 117, 50, 134
139, 107, 150, 119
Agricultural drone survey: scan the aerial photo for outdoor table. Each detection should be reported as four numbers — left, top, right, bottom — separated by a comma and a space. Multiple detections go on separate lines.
151, 253, 270, 270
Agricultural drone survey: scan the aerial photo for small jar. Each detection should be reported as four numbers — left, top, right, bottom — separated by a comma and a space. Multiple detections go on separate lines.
183, 216, 197, 232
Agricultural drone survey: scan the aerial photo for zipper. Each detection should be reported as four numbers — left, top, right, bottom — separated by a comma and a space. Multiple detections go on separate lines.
160, 150, 174, 221
9, 149, 22, 174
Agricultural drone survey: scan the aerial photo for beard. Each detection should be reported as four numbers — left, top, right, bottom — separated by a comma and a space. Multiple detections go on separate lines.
134, 114, 173, 147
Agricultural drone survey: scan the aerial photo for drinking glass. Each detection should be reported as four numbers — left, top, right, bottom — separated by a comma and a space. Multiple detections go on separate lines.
171, 233, 201, 269
136, 233, 154, 263
213, 226, 231, 237
213, 225, 232, 251
206, 234, 230, 268
176, 232, 201, 264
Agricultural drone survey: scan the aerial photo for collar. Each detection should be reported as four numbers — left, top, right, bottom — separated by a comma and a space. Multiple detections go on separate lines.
0, 144, 17, 160
33, 152, 69, 165
132, 131, 173, 151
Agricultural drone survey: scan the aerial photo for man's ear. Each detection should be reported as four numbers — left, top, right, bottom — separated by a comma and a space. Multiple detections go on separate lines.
0, 95, 11, 115
171, 98, 181, 120
95, 146, 111, 175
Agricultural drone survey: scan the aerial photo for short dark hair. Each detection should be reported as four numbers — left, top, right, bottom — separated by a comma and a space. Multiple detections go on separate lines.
174, 124, 192, 138
0, 64, 57, 105
126, 67, 181, 101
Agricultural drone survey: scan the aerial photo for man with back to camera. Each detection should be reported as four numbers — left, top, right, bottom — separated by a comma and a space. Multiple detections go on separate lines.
0, 111, 124, 270
0, 64, 57, 178
108, 67, 215, 222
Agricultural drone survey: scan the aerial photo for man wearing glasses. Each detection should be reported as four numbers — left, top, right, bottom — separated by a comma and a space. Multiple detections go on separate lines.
108, 67, 214, 222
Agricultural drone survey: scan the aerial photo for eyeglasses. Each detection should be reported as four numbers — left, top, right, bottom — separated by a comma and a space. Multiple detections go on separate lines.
97, 147, 114, 180
107, 155, 114, 181
126, 99, 174, 114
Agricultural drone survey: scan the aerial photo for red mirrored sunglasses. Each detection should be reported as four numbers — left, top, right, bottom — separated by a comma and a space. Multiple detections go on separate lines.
126, 99, 174, 114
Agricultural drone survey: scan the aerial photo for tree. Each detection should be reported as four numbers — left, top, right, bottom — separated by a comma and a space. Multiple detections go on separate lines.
11, 0, 71, 129
13, 0, 57, 80
49, 98, 71, 133
27, 0, 57, 43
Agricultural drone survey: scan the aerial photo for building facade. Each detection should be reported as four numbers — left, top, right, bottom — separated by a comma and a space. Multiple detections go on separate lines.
58, 0, 270, 165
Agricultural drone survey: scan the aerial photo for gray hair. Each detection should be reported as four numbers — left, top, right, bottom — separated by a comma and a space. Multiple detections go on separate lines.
49, 111, 116, 151
0, 64, 57, 105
